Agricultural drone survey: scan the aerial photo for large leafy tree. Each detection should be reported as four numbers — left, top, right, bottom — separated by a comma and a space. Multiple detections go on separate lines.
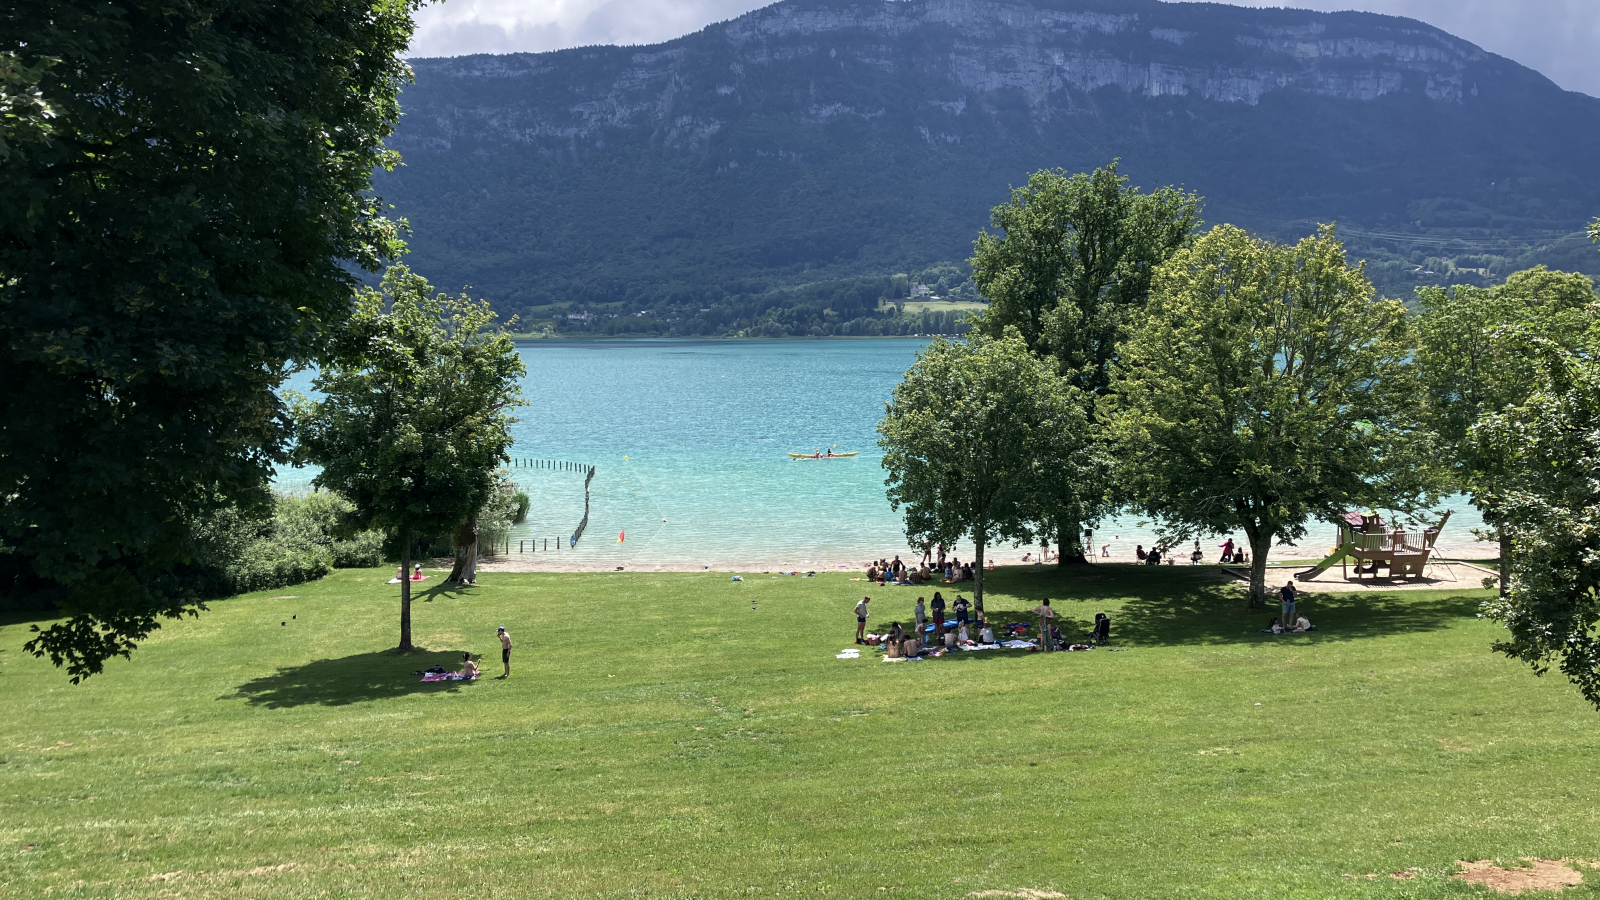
2, 0, 417, 680
1413, 267, 1598, 590
1104, 225, 1412, 607
1475, 341, 1600, 710
878, 333, 1091, 607
970, 162, 1200, 563
293, 266, 525, 652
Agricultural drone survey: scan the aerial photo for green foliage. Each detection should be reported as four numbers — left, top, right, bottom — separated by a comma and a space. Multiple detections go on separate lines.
1105, 225, 1412, 607
878, 333, 1092, 603
1476, 344, 1600, 710
186, 493, 383, 597
972, 162, 1202, 391
530, 273, 974, 338
2, 0, 417, 682
1413, 267, 1599, 582
969, 162, 1199, 559
512, 492, 532, 526
293, 265, 525, 650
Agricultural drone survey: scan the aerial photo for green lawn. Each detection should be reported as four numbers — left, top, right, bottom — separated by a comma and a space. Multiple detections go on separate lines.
2, 565, 1597, 899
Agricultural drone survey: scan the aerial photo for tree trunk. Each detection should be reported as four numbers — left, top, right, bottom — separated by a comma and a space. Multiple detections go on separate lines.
399, 530, 414, 652
1498, 528, 1510, 597
1056, 519, 1088, 566
973, 526, 987, 609
1245, 527, 1273, 610
447, 514, 478, 583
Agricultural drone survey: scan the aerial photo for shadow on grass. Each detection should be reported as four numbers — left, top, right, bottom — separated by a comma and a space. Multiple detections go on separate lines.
418, 581, 476, 603
229, 648, 480, 708
975, 564, 1488, 648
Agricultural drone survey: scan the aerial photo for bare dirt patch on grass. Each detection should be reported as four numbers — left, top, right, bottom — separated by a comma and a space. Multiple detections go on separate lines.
1454, 859, 1585, 894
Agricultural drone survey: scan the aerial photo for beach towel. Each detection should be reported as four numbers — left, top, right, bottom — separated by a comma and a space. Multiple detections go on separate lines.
421, 672, 478, 682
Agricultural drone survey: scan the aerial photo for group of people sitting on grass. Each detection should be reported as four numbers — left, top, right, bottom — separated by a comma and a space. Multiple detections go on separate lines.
866, 554, 974, 586
1134, 538, 1250, 566
853, 591, 1112, 657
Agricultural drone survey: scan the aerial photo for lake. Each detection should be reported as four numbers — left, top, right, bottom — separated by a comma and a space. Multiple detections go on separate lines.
277, 338, 1488, 569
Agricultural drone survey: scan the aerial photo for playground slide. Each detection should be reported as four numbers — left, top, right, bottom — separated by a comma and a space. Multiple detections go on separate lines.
1296, 542, 1353, 582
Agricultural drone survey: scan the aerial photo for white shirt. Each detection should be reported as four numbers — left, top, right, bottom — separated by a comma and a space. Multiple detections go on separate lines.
855, 601, 868, 618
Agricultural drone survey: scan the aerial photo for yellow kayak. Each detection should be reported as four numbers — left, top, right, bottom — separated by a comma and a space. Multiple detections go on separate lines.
788, 451, 859, 459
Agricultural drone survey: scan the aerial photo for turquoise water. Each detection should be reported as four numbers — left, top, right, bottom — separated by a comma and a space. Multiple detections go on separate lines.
278, 338, 1488, 567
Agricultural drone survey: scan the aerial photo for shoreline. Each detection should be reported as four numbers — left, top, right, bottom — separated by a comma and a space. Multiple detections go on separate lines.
470, 548, 1499, 576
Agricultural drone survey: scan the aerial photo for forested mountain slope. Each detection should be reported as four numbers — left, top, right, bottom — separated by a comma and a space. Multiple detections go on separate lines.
380, 0, 1600, 335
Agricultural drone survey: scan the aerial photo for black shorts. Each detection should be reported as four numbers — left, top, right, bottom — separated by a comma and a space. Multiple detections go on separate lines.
502, 648, 511, 663
857, 616, 866, 623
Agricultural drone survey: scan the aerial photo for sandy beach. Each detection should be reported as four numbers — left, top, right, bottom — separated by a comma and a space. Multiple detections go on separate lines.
473, 549, 1500, 585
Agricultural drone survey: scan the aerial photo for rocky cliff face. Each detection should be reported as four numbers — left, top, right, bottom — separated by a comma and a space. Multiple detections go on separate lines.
379, 0, 1600, 315
395, 0, 1496, 152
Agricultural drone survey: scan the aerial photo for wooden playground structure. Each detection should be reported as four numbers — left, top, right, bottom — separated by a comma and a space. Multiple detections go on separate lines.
1296, 511, 1453, 582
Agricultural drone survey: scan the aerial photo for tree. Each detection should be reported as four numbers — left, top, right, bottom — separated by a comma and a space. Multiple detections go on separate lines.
970, 162, 1201, 563
1413, 267, 1598, 590
1475, 341, 1600, 710
293, 266, 525, 651
1104, 225, 1411, 607
2, 1, 418, 681
878, 333, 1092, 607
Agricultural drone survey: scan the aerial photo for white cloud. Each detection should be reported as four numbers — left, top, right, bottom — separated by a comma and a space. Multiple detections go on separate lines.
406, 0, 1600, 97
409, 0, 771, 55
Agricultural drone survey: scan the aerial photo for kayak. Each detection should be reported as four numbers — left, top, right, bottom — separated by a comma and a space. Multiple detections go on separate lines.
788, 451, 859, 458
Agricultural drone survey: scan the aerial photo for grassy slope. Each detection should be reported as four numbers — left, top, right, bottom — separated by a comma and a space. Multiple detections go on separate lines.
1, 565, 1596, 899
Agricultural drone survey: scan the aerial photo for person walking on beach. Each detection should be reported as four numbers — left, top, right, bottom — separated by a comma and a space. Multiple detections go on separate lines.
497, 626, 512, 678
855, 596, 870, 644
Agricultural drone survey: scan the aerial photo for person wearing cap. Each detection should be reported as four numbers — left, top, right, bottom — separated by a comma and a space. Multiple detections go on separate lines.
497, 626, 512, 678
854, 596, 870, 644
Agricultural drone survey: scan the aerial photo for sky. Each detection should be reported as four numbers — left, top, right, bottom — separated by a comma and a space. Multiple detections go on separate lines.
408, 0, 1600, 98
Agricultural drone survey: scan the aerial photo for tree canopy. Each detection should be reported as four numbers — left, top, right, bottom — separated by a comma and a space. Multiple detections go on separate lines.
969, 162, 1200, 562
3, 0, 417, 681
878, 333, 1092, 605
293, 265, 525, 651
1413, 267, 1599, 588
1476, 340, 1600, 710
1104, 225, 1412, 607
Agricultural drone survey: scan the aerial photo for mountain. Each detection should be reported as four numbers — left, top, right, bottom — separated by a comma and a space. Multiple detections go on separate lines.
379, 0, 1600, 336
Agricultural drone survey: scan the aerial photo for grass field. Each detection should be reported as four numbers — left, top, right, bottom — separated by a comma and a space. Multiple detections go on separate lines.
3, 564, 1597, 899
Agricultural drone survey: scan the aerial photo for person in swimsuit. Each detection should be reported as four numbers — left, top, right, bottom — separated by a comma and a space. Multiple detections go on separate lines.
497, 626, 512, 678
459, 652, 481, 679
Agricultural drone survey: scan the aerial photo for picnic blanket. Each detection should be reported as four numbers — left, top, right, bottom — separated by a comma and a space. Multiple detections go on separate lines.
421, 672, 478, 682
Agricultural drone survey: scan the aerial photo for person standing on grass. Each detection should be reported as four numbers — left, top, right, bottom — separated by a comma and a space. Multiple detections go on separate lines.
1280, 582, 1298, 628
914, 596, 927, 634
855, 596, 870, 644
497, 626, 512, 678
1032, 598, 1056, 651
931, 592, 947, 644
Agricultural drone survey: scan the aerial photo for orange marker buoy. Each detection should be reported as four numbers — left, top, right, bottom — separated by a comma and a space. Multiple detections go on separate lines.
618, 530, 626, 543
